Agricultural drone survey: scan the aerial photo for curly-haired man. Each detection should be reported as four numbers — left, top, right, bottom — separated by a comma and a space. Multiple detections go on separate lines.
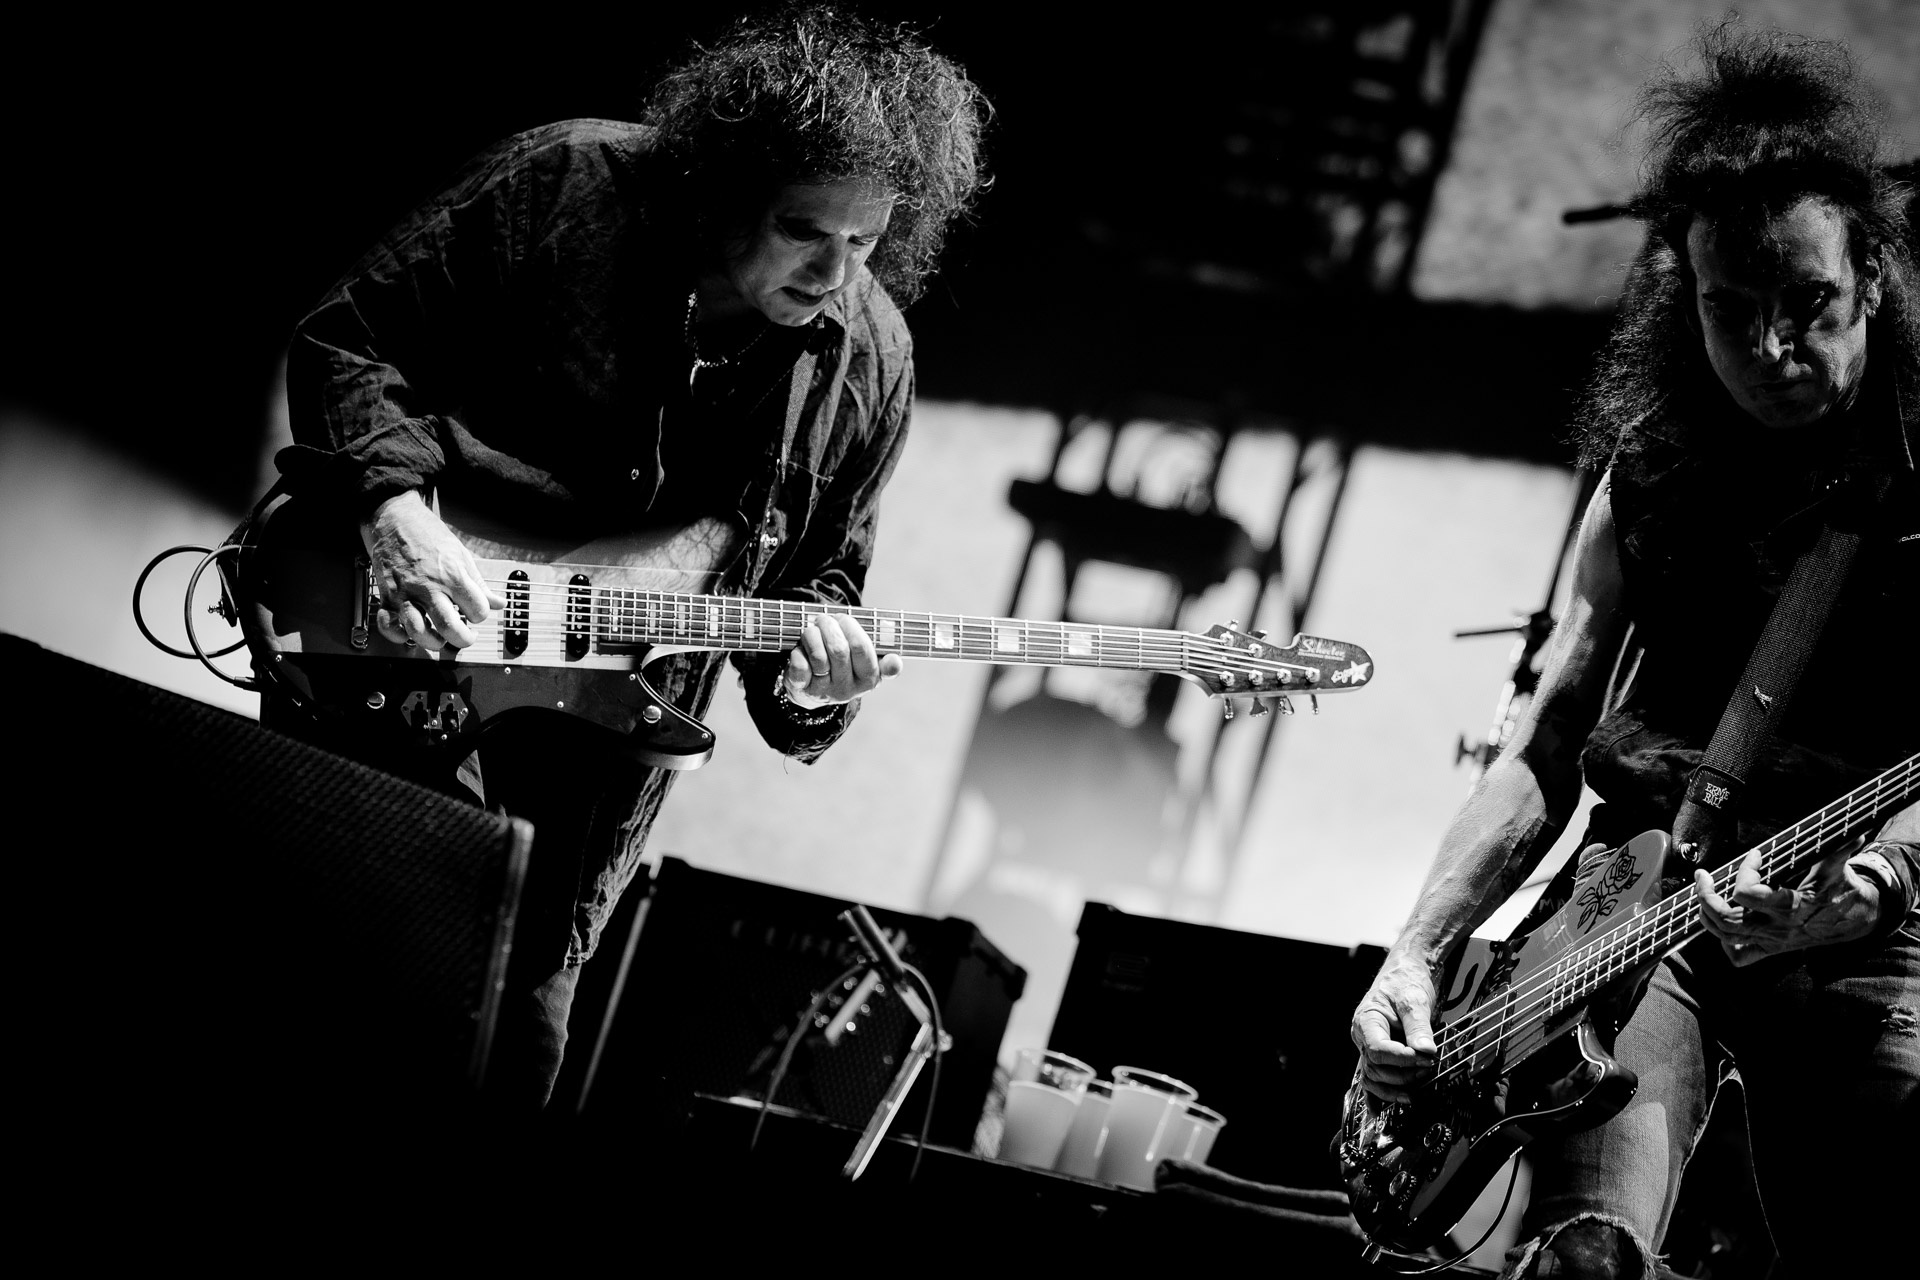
1349, 25, 1917, 1277
281, 6, 988, 1108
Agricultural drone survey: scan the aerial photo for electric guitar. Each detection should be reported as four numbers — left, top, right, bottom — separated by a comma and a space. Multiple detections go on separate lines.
1335, 750, 1920, 1256
220, 491, 1375, 769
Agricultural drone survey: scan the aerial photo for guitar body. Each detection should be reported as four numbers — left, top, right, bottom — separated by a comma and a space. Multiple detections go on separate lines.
1336, 831, 1669, 1252
221, 492, 725, 769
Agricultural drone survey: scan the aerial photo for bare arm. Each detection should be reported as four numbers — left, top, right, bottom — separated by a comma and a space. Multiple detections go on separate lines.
1351, 473, 1633, 1098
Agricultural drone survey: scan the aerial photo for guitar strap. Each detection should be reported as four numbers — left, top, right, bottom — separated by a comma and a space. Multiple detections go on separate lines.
1669, 475, 1888, 866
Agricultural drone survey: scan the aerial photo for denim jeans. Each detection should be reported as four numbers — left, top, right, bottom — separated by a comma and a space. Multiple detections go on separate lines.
1508, 924, 1920, 1276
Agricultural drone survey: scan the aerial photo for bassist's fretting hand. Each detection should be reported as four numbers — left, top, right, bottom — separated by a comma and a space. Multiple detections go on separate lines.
1696, 802, 1918, 965
362, 490, 505, 649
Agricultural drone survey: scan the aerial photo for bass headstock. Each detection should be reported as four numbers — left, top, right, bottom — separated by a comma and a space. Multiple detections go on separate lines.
1189, 623, 1374, 717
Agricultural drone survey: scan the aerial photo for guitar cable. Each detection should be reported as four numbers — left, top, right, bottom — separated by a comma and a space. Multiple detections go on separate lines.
747, 959, 946, 1185
1370, 1153, 1525, 1276
751, 960, 869, 1157
134, 544, 248, 661
900, 960, 945, 1184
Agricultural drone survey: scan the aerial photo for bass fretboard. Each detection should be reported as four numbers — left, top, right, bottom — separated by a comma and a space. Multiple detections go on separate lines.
1434, 751, 1920, 1083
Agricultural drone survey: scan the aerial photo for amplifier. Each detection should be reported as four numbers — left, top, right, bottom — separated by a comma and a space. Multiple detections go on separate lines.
571, 857, 1025, 1148
7, 633, 528, 1136
1048, 903, 1385, 1190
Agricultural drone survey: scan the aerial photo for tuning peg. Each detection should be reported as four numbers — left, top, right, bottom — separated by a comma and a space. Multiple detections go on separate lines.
1222, 699, 1235, 721
1309, 695, 1320, 715
1277, 696, 1295, 715
1249, 699, 1270, 717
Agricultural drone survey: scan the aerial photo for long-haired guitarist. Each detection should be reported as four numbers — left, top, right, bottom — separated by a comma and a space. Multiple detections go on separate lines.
274, 7, 987, 1108
1349, 25, 1918, 1277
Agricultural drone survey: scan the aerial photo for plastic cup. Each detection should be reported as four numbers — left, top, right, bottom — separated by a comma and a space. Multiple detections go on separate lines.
1052, 1079, 1114, 1179
1095, 1066, 1197, 1190
1160, 1102, 1227, 1166
997, 1050, 1095, 1168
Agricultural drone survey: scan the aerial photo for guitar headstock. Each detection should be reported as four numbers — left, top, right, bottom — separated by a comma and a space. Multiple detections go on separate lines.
1188, 624, 1374, 715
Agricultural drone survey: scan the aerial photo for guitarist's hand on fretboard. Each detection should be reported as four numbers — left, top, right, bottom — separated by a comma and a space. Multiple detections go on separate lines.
361, 490, 505, 650
782, 612, 903, 708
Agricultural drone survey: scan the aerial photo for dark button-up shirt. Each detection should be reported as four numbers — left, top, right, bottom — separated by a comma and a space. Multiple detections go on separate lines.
284, 118, 916, 960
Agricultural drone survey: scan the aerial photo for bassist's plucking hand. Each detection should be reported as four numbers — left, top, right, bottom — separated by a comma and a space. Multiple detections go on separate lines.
361, 490, 506, 650
1351, 949, 1441, 1102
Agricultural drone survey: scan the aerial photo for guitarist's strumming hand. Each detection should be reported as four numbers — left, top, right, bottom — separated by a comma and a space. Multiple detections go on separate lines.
362, 491, 506, 649
1351, 949, 1441, 1102
782, 612, 903, 709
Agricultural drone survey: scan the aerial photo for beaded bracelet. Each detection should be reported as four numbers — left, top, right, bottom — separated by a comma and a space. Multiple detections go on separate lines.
774, 674, 842, 726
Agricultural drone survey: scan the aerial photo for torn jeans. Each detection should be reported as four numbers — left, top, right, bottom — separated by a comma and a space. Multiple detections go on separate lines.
1508, 924, 1920, 1276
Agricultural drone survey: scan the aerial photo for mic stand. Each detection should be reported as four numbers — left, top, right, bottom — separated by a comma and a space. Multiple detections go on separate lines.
836, 906, 951, 1181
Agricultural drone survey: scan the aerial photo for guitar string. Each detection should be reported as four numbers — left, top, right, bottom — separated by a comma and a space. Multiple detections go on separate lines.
443, 583, 1359, 679
1433, 774, 1912, 1080
1427, 758, 1919, 1082
441, 587, 1328, 675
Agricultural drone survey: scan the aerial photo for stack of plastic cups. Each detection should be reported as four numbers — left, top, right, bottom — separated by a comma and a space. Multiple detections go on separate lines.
996, 1049, 1096, 1169
1095, 1066, 1198, 1190
1052, 1079, 1114, 1179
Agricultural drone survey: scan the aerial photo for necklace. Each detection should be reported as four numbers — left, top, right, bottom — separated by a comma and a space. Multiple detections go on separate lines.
684, 290, 768, 390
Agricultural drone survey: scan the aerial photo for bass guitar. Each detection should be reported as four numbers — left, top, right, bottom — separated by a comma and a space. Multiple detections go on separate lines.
1335, 750, 1920, 1256
219, 491, 1375, 769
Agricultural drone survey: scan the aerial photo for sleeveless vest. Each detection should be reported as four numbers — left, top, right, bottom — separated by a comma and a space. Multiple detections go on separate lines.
1579, 370, 1919, 849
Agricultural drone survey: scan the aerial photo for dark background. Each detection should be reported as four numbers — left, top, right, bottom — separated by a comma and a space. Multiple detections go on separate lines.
3, 3, 1610, 512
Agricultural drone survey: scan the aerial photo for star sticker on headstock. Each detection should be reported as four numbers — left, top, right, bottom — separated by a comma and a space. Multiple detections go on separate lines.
1330, 660, 1371, 685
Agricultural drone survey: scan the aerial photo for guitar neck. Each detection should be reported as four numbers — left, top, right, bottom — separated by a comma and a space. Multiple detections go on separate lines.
596, 589, 1197, 673
1548, 751, 1920, 1019
1436, 752, 1920, 1079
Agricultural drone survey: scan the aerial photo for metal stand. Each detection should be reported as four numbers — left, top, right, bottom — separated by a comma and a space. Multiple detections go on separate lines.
835, 906, 952, 1182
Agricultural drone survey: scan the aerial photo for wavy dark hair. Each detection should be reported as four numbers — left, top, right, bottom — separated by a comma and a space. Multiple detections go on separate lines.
642, 5, 989, 306
1574, 21, 1917, 472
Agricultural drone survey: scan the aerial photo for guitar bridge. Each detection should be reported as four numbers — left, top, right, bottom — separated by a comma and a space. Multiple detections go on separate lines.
350, 555, 372, 650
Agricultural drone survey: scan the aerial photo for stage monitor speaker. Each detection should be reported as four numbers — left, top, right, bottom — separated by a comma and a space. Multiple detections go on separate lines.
1048, 902, 1385, 1190
571, 856, 1025, 1149
8, 633, 529, 1144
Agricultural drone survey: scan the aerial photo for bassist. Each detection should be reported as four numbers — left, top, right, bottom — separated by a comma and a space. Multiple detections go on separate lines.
1349, 26, 1918, 1277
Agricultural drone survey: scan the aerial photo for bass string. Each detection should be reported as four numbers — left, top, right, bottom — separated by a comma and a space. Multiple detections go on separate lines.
1443, 767, 1920, 1074
1433, 761, 1918, 1079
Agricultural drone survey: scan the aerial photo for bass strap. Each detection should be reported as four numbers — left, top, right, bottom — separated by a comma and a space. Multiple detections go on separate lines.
1669, 477, 1887, 866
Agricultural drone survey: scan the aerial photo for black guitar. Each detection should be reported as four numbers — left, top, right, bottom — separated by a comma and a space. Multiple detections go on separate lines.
219, 491, 1376, 769
1334, 751, 1920, 1255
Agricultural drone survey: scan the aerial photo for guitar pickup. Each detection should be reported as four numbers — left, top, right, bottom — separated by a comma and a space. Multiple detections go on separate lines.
503, 569, 529, 658
566, 573, 592, 660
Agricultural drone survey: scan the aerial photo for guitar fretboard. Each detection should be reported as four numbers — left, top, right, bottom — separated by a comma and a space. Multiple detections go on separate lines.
595, 590, 1197, 671
1436, 751, 1920, 1082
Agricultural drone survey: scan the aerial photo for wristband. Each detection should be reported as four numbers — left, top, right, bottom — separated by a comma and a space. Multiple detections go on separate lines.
774, 673, 841, 725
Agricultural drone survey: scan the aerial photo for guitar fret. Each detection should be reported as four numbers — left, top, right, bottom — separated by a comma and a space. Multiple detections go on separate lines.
559, 581, 1241, 681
